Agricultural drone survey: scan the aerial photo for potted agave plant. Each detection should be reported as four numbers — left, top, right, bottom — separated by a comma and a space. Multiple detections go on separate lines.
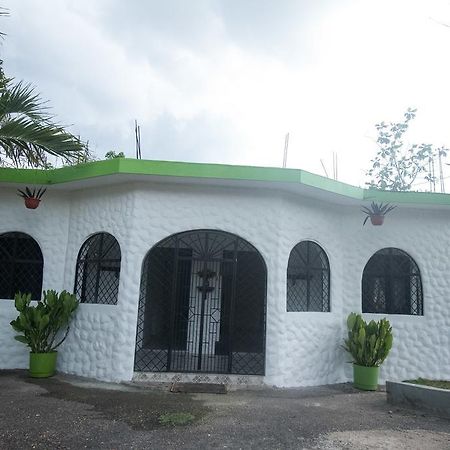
17, 186, 47, 209
343, 313, 393, 390
10, 290, 79, 378
361, 201, 396, 226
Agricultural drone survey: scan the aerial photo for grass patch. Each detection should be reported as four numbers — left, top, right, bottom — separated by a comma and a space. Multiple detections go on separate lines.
158, 412, 195, 426
404, 378, 450, 390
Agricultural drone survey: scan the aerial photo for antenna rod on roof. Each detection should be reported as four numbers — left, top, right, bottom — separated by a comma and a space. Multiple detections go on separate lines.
135, 120, 142, 159
439, 148, 445, 193
335, 153, 338, 180
282, 133, 289, 168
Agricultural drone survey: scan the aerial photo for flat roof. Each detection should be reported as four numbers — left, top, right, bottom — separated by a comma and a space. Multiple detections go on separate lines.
1, 158, 450, 207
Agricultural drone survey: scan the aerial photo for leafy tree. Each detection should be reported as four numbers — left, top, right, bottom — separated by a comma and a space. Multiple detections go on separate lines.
104, 150, 125, 159
366, 108, 448, 191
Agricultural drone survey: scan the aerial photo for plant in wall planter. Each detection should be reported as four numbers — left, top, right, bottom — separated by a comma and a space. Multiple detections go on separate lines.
10, 290, 79, 378
343, 312, 393, 391
17, 187, 47, 209
361, 202, 396, 226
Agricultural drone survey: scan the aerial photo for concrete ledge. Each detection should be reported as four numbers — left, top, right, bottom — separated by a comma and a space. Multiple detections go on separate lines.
133, 372, 265, 390
386, 381, 450, 419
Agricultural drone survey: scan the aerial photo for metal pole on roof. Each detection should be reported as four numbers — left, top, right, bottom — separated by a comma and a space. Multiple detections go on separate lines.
333, 152, 336, 180
439, 148, 445, 193
282, 133, 289, 168
332, 153, 334, 180
135, 120, 142, 159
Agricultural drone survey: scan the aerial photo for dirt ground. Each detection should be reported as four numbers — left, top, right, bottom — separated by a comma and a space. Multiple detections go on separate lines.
0, 370, 449, 449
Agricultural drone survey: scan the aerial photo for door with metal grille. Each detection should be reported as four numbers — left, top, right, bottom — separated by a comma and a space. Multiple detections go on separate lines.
134, 230, 266, 375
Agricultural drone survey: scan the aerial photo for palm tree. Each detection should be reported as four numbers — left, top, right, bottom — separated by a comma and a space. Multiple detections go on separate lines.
0, 67, 88, 168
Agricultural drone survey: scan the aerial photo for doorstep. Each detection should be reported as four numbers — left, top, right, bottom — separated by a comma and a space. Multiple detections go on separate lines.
132, 372, 265, 390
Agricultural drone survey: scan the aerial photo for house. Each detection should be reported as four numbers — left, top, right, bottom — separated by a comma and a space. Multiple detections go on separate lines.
0, 158, 449, 386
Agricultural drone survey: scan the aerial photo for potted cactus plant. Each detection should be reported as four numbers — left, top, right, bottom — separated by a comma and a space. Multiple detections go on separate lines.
361, 201, 396, 226
17, 187, 47, 209
343, 312, 393, 390
10, 290, 79, 378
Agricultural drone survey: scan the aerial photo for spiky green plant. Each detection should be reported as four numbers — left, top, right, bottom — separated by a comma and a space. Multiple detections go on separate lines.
361, 201, 397, 225
10, 291, 79, 353
343, 312, 393, 367
17, 186, 46, 200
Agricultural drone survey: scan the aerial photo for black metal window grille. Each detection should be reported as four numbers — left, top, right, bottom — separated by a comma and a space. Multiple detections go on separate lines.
0, 232, 43, 300
74, 233, 121, 305
287, 241, 330, 312
134, 230, 267, 375
362, 248, 423, 315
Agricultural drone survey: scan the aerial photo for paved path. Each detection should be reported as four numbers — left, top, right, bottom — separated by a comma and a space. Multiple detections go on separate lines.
0, 371, 449, 449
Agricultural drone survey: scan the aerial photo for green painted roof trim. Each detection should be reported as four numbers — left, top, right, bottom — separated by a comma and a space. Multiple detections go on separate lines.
0, 158, 449, 206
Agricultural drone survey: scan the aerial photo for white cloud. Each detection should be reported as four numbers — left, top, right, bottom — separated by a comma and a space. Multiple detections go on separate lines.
2, 0, 450, 188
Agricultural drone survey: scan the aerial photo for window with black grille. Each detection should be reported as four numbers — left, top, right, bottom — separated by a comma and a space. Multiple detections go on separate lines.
362, 248, 423, 315
287, 241, 330, 312
0, 232, 44, 300
74, 233, 121, 305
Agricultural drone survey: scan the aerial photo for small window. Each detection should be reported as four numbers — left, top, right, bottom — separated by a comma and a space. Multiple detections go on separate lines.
0, 232, 43, 300
74, 233, 121, 305
362, 248, 423, 315
287, 241, 330, 312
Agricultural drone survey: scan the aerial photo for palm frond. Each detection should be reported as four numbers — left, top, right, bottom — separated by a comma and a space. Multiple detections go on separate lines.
0, 80, 49, 121
0, 117, 86, 165
0, 7, 9, 38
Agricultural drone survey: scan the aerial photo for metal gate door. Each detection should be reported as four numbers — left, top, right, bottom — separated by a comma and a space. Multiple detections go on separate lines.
134, 230, 267, 375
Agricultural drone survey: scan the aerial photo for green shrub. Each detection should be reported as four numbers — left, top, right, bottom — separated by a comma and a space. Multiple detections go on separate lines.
10, 290, 79, 353
343, 312, 393, 367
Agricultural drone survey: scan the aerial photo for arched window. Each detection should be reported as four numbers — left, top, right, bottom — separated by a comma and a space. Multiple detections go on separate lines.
0, 232, 43, 300
74, 233, 121, 305
287, 241, 330, 312
362, 248, 423, 315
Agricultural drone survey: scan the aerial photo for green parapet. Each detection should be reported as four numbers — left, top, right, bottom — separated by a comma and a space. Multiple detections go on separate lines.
0, 158, 450, 207
363, 188, 450, 206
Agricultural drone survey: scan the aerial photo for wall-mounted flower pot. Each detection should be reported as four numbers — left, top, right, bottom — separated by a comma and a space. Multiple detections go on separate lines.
353, 364, 379, 390
370, 215, 384, 226
29, 351, 57, 378
362, 202, 396, 226
24, 198, 41, 209
17, 187, 46, 209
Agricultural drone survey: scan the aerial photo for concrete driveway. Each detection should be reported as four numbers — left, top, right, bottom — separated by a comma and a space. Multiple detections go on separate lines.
0, 370, 448, 449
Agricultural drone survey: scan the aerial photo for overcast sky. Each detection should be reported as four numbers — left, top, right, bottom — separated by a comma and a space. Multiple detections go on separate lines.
3, 0, 450, 187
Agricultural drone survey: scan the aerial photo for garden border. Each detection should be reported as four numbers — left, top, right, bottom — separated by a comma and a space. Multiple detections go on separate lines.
386, 381, 450, 418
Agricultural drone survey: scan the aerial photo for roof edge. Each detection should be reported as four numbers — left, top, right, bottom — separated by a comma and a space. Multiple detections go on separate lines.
0, 158, 449, 206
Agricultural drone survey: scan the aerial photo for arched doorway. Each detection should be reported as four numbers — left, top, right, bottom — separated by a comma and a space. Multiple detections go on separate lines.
134, 230, 267, 375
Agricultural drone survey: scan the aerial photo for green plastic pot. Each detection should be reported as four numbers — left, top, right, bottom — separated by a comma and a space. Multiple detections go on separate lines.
29, 352, 57, 378
353, 364, 379, 391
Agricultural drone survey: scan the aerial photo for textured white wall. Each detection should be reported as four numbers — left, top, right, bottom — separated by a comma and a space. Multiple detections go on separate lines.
0, 188, 70, 369
1, 182, 449, 386
340, 206, 450, 384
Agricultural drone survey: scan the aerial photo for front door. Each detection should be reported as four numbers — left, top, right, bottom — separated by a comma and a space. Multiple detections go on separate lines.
134, 230, 267, 375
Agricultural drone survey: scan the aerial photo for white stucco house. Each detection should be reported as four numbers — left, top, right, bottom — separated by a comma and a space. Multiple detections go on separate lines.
0, 158, 449, 387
